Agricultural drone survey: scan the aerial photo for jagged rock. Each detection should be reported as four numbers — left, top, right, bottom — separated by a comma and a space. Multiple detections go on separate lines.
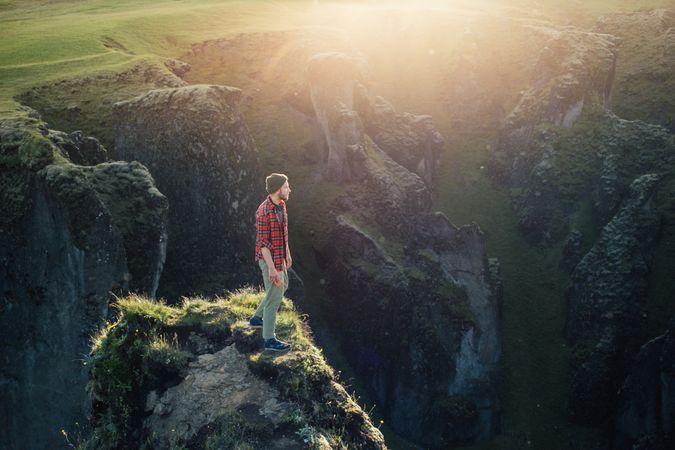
614, 315, 675, 450
82, 162, 168, 296
305, 52, 444, 185
484, 24, 619, 242
144, 345, 295, 448
0, 118, 167, 450
564, 174, 661, 425
164, 58, 191, 78
356, 94, 444, 185
490, 26, 617, 179
306, 52, 370, 182
47, 129, 108, 165
113, 84, 261, 298
322, 213, 501, 448
87, 292, 387, 449
305, 54, 500, 447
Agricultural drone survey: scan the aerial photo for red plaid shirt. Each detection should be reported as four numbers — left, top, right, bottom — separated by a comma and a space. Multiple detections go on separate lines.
255, 195, 288, 271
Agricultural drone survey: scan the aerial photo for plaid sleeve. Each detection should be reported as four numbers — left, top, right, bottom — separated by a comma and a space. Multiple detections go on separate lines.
256, 207, 272, 251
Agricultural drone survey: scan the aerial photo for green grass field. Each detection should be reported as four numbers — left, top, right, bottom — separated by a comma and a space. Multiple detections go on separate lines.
2, 0, 672, 116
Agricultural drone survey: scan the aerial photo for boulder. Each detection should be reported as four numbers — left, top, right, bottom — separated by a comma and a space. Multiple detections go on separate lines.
113, 84, 261, 298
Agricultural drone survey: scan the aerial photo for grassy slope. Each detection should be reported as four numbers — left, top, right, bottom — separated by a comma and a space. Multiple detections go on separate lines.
3, 1, 674, 449
0, 0, 322, 117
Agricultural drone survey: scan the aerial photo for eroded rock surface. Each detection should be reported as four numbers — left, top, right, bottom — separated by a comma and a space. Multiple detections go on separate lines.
144, 345, 295, 448
614, 315, 675, 449
302, 52, 501, 448
564, 174, 661, 425
0, 118, 167, 450
113, 84, 261, 298
307, 52, 444, 185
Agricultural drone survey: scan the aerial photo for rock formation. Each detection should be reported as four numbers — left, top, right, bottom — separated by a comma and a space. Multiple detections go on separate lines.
298, 52, 501, 448
476, 12, 675, 436
113, 84, 261, 298
564, 174, 661, 425
614, 315, 675, 449
486, 25, 619, 242
86, 291, 387, 449
0, 118, 167, 450
356, 92, 444, 185
17, 61, 187, 149
306, 52, 444, 185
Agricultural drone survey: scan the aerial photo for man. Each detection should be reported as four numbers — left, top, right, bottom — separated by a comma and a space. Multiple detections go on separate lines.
250, 173, 293, 352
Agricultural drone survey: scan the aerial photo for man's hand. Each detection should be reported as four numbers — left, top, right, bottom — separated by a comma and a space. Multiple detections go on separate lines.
269, 266, 283, 287
286, 253, 293, 270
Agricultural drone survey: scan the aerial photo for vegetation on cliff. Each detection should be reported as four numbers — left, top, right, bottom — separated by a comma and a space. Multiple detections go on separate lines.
83, 288, 386, 449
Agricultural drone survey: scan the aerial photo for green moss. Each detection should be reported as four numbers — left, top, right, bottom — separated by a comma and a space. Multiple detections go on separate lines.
0, 119, 64, 170
204, 412, 265, 450
341, 212, 405, 264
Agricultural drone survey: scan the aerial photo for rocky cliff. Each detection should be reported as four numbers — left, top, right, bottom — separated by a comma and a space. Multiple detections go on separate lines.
295, 52, 501, 448
564, 174, 661, 425
85, 290, 386, 450
478, 12, 675, 434
113, 84, 261, 298
0, 117, 168, 450
614, 314, 675, 449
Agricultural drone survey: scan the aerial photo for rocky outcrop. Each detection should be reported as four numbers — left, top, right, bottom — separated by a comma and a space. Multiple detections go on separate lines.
17, 61, 186, 149
113, 84, 261, 298
0, 118, 167, 450
306, 53, 370, 182
46, 129, 108, 165
564, 174, 661, 425
144, 345, 298, 449
614, 315, 675, 449
484, 24, 619, 242
306, 52, 444, 185
356, 93, 444, 185
303, 53, 500, 448
86, 291, 387, 449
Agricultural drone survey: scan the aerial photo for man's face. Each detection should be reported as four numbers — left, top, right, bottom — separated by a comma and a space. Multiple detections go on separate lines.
279, 180, 291, 201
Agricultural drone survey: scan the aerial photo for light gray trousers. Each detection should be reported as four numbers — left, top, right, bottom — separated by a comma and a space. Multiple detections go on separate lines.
255, 260, 289, 339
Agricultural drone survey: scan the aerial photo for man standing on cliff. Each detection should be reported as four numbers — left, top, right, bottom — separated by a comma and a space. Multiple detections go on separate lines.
249, 173, 292, 353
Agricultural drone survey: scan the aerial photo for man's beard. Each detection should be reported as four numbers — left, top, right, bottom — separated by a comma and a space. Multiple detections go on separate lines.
280, 192, 289, 201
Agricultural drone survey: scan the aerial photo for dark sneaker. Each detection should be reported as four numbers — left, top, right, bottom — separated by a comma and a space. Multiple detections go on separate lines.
264, 338, 291, 353
249, 316, 263, 329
